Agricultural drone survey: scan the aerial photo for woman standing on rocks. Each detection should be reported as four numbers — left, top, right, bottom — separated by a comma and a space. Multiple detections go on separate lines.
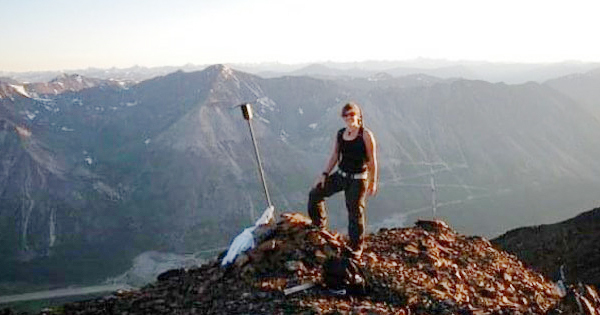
308, 102, 378, 258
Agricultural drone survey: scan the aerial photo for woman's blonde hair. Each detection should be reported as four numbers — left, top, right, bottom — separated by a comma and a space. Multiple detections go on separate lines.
341, 102, 363, 127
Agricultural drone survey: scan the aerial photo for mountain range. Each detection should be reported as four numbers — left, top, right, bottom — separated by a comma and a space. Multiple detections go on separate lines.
3, 59, 600, 85
1, 63, 600, 291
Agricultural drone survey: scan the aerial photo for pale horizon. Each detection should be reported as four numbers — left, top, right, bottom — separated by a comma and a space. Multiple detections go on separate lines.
2, 0, 600, 72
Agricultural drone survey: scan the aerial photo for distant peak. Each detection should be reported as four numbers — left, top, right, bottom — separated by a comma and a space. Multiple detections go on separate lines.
50, 73, 84, 83
208, 64, 232, 72
27, 73, 121, 95
205, 64, 229, 72
203, 64, 237, 80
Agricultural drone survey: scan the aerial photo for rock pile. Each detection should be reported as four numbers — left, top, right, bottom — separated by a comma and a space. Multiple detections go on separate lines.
20, 212, 600, 314
550, 283, 600, 315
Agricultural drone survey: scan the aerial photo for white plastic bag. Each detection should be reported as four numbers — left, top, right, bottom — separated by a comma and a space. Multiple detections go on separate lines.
221, 226, 256, 266
255, 205, 274, 226
221, 206, 275, 266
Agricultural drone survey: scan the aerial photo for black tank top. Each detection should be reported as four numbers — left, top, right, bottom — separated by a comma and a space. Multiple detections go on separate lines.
337, 127, 368, 173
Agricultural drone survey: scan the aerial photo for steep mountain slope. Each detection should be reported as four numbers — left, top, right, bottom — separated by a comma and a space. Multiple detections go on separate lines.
3, 65, 600, 290
0, 94, 135, 286
545, 68, 600, 121
492, 207, 600, 288
117, 66, 312, 252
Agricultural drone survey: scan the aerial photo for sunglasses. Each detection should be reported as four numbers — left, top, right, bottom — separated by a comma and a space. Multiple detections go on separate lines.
343, 112, 358, 117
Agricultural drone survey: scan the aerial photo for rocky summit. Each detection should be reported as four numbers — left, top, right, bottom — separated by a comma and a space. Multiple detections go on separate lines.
11, 213, 600, 315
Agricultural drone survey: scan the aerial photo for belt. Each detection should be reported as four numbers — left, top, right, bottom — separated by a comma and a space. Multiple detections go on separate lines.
337, 170, 368, 179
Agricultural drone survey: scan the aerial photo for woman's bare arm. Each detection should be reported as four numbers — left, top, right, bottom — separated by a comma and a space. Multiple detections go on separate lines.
364, 128, 378, 195
314, 133, 339, 188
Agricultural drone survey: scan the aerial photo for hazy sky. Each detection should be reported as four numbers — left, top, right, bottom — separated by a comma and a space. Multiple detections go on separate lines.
2, 0, 599, 72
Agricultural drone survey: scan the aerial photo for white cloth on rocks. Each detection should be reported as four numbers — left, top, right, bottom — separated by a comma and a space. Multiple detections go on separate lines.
221, 206, 274, 266
255, 205, 274, 226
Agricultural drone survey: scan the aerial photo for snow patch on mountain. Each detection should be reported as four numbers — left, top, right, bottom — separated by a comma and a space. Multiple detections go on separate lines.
49, 208, 57, 248
280, 129, 289, 143
14, 125, 32, 138
257, 96, 276, 112
93, 181, 120, 200
24, 110, 37, 120
9, 84, 31, 98
257, 115, 270, 124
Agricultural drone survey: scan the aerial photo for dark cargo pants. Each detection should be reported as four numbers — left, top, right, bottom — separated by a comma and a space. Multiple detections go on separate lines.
307, 172, 367, 253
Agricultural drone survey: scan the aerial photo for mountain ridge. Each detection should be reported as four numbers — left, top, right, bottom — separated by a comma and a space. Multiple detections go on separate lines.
3, 60, 600, 84
492, 207, 600, 288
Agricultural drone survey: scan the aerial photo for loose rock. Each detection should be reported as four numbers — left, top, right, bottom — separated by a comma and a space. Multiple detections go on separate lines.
15, 213, 600, 314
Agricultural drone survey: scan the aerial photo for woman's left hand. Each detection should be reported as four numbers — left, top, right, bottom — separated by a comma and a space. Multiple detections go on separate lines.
367, 181, 378, 196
